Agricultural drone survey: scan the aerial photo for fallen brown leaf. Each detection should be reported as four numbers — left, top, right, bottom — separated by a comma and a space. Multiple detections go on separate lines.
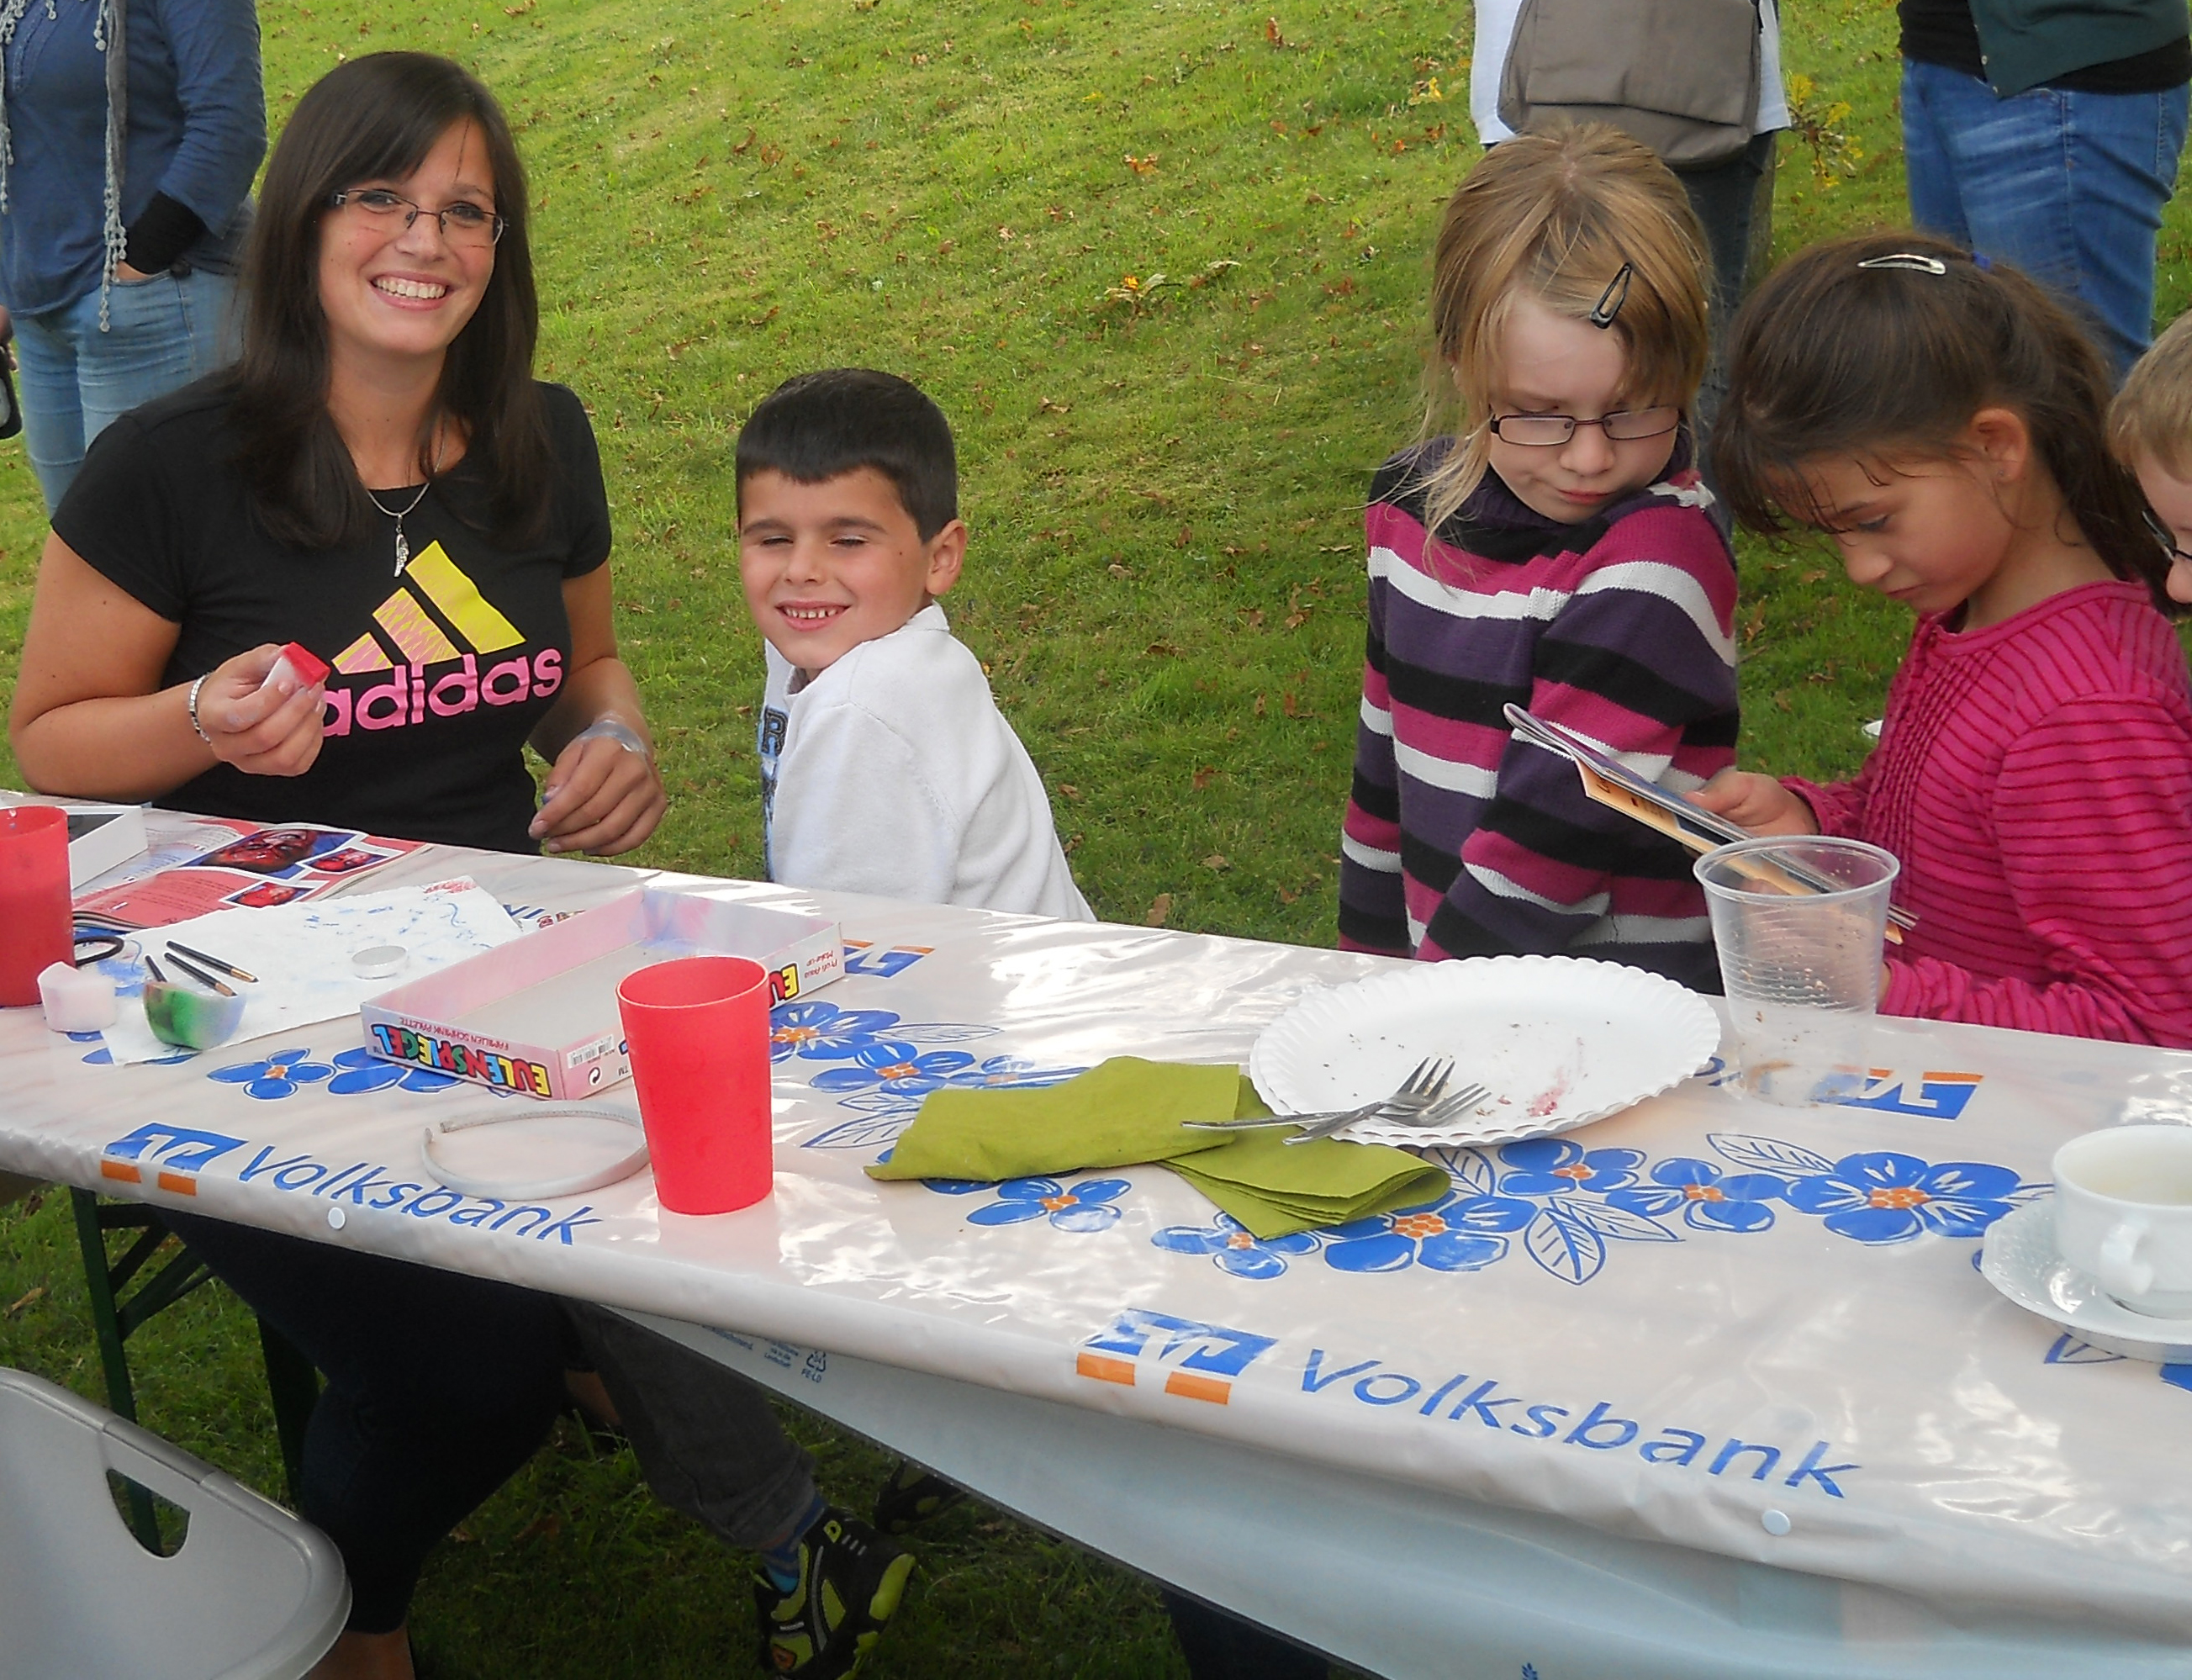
1145, 894, 1172, 927
5, 1286, 45, 1318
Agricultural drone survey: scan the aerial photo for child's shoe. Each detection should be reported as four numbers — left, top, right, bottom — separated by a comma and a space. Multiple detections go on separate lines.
871, 1457, 967, 1535
753, 1506, 914, 1677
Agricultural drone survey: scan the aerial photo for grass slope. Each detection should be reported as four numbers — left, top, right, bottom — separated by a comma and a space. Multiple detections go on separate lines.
3, 0, 2189, 1672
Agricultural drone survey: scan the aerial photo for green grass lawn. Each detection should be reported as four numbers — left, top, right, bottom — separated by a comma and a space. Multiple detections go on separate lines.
4, 0, 2190, 1673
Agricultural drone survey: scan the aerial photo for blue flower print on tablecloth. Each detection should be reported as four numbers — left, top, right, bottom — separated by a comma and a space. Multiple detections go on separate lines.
1496, 1138, 1645, 1199
811, 1041, 979, 1101
1605, 1159, 1787, 1234
324, 1047, 462, 1096
1322, 1187, 1539, 1274
207, 1047, 335, 1100
1153, 1214, 1322, 1280
966, 1176, 1131, 1233
1778, 1149, 2020, 1244
769, 1001, 905, 1064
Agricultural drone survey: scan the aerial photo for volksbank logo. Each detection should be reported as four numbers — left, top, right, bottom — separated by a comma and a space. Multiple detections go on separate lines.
1075, 1308, 1277, 1405
98, 1123, 600, 1244
100, 1123, 248, 1196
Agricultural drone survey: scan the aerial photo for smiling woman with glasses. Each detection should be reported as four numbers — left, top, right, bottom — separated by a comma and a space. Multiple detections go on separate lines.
2, 50, 724, 1680
325, 187, 508, 247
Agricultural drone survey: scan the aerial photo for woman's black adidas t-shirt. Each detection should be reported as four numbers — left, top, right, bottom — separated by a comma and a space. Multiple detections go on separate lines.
54, 379, 612, 854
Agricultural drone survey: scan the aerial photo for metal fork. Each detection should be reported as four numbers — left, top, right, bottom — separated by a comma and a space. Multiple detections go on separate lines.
1284, 1080, 1489, 1145
1183, 1055, 1455, 1136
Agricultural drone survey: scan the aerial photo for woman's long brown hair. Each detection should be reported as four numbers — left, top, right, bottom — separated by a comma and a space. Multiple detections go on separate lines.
229, 52, 552, 550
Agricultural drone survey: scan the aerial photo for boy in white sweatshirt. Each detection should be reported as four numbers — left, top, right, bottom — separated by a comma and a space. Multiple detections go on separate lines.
738, 367, 1092, 920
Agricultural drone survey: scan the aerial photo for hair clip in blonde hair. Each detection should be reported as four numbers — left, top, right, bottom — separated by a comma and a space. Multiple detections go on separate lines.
1587, 262, 1635, 329
1856, 252, 1949, 276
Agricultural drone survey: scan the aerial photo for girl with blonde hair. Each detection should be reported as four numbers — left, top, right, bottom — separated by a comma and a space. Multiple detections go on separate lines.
1338, 124, 1739, 989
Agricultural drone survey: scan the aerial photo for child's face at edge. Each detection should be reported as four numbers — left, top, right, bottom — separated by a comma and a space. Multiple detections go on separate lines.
737, 466, 967, 676
2133, 453, 2192, 605
1478, 295, 1681, 525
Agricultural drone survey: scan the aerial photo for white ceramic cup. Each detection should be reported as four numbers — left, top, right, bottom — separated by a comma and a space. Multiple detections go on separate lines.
2052, 1125, 2192, 1318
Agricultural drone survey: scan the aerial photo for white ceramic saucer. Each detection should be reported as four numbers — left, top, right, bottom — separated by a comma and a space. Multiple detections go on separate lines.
1980, 1200, 2192, 1363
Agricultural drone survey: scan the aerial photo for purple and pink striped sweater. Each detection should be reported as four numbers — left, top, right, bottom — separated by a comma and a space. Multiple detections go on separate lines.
1339, 441, 1740, 991
1788, 579, 2192, 1047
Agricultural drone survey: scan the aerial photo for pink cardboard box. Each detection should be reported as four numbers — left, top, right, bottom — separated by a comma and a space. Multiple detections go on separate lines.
357, 888, 841, 1099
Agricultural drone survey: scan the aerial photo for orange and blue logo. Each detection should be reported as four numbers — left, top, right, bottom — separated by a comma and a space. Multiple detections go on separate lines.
1075, 1308, 1276, 1405
100, 1123, 248, 1197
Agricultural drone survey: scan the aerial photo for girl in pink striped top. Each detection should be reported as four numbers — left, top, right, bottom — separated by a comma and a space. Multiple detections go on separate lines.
1699, 232, 2192, 1047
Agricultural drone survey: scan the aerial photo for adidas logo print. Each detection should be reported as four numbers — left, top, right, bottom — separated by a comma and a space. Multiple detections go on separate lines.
321, 541, 562, 735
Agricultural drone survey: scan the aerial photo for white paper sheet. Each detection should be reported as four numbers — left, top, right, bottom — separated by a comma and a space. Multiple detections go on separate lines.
100, 881, 522, 1065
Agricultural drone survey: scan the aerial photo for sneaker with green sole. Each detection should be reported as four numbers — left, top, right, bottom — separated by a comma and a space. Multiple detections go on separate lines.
871, 1458, 968, 1535
754, 1507, 915, 1677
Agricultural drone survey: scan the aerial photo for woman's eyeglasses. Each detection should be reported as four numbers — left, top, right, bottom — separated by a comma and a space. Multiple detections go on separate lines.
1487, 407, 1681, 447
327, 188, 506, 248
2143, 508, 2192, 566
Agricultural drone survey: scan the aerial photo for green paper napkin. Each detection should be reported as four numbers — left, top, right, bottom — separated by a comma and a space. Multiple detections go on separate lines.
1162, 1127, 1450, 1239
868, 1057, 1449, 1239
867, 1056, 1244, 1182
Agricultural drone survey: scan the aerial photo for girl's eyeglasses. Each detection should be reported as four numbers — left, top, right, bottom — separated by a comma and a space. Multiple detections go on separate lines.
2143, 508, 2192, 566
327, 188, 506, 248
1487, 407, 1680, 447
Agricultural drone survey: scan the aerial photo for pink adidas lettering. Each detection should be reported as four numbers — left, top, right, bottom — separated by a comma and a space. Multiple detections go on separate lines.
323, 649, 563, 737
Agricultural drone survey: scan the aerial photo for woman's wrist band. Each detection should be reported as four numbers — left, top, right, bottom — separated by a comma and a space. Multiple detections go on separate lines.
573, 716, 650, 758
186, 674, 214, 744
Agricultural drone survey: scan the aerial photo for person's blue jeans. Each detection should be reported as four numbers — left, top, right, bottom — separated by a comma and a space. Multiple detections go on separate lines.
11, 263, 240, 511
1901, 58, 2189, 382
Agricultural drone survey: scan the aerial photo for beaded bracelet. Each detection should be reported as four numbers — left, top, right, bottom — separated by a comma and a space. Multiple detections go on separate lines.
186, 674, 214, 744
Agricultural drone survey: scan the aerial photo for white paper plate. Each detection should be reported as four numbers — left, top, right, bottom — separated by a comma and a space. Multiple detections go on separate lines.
1249, 954, 1722, 1147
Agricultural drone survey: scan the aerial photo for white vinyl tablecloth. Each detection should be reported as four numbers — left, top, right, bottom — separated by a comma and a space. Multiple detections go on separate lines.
8, 837, 2192, 1674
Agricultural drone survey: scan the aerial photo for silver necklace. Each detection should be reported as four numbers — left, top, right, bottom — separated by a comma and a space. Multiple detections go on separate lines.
365, 479, 431, 577
364, 420, 446, 576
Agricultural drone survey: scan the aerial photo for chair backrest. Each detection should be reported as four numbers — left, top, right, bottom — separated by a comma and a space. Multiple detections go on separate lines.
0, 1368, 348, 1680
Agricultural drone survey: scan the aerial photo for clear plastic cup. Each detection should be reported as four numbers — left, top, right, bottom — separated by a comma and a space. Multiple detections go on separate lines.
1694, 836, 1901, 1107
616, 956, 774, 1214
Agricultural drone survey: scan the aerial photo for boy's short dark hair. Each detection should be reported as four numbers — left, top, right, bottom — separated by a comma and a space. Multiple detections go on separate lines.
735, 368, 959, 540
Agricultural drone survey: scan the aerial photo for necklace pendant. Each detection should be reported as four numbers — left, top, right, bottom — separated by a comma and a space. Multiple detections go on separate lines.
393, 523, 410, 577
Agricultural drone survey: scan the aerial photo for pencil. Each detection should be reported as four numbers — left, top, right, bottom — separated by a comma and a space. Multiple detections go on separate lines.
165, 941, 258, 984
163, 951, 237, 997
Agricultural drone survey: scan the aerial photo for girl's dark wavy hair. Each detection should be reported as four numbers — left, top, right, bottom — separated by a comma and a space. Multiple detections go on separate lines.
1712, 230, 2176, 615
229, 52, 550, 549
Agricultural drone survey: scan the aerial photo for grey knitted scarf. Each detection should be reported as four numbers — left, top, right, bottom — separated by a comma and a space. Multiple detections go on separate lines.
0, 0, 130, 329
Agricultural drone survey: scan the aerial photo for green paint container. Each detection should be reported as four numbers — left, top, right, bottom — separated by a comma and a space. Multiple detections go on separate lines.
143, 981, 246, 1051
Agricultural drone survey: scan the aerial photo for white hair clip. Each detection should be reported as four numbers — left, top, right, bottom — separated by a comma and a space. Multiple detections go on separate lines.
1856, 253, 1949, 276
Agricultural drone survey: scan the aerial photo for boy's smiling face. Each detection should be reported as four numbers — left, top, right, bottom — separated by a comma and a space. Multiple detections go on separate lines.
737, 466, 967, 675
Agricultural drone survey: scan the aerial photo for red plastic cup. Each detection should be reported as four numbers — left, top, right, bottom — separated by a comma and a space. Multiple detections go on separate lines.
0, 806, 72, 1007
616, 955, 774, 1214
